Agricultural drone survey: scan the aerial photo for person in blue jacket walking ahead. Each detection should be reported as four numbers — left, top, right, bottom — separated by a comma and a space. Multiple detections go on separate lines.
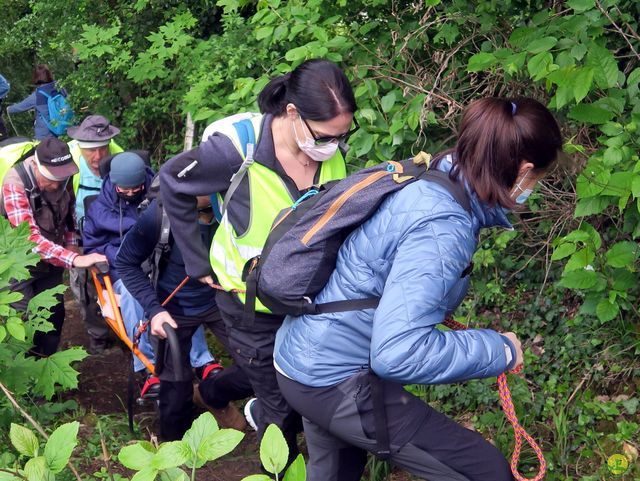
274, 97, 564, 481
6, 65, 66, 140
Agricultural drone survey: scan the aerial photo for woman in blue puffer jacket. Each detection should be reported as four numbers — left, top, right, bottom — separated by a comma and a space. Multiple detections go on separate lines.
274, 97, 563, 481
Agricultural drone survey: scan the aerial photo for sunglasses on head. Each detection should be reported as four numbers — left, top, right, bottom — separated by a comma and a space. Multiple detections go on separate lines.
300, 116, 359, 145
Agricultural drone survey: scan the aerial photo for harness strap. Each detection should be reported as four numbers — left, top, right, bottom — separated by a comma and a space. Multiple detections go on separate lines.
219, 118, 258, 218
370, 370, 391, 460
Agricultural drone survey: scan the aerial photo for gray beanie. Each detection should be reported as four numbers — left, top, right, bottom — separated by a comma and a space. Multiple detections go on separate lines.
110, 152, 146, 188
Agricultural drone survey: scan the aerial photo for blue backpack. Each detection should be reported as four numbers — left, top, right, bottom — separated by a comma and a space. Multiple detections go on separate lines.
38, 88, 74, 136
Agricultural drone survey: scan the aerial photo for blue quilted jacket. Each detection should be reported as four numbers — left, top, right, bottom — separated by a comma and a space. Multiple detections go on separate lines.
274, 156, 515, 387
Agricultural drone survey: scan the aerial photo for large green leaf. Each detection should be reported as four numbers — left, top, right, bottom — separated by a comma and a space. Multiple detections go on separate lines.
551, 242, 576, 261
183, 412, 219, 468
467, 52, 497, 72
596, 298, 619, 323
527, 52, 553, 81
10, 424, 39, 457
260, 424, 288, 475
198, 429, 244, 463
567, 0, 595, 11
574, 196, 614, 217
573, 67, 594, 103
44, 422, 79, 473
23, 456, 53, 481
283, 454, 306, 481
118, 442, 156, 470
151, 442, 191, 470
525, 36, 557, 54
33, 348, 88, 399
605, 241, 638, 268
563, 247, 596, 273
380, 92, 396, 113
559, 269, 598, 289
587, 43, 619, 89
568, 104, 615, 125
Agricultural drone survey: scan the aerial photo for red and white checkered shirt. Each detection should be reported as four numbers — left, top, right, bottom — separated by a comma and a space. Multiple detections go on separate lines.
2, 183, 79, 268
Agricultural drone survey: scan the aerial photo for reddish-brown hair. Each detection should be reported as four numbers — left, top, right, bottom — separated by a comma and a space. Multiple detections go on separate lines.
32, 64, 54, 85
447, 97, 562, 208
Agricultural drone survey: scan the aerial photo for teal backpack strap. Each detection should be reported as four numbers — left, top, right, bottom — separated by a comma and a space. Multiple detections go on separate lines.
219, 118, 257, 218
38, 89, 52, 100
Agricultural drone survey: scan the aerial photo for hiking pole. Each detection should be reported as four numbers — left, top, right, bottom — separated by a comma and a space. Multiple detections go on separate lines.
443, 318, 546, 481
6, 112, 20, 137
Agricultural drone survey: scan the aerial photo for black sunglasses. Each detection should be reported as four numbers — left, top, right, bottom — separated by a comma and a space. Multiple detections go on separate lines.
300, 116, 359, 145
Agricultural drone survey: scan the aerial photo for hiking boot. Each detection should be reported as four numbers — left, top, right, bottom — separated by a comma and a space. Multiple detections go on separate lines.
194, 361, 224, 382
193, 384, 247, 431
138, 374, 161, 402
244, 398, 258, 432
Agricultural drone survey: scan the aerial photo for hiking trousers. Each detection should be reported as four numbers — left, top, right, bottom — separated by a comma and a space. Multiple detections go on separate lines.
222, 309, 302, 465
11, 265, 64, 356
155, 306, 252, 440
277, 370, 514, 481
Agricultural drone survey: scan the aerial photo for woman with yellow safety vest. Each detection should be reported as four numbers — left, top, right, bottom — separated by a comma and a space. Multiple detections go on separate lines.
158, 59, 357, 466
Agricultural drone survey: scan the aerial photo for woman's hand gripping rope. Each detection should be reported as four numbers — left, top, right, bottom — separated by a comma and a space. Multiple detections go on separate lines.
442, 318, 547, 481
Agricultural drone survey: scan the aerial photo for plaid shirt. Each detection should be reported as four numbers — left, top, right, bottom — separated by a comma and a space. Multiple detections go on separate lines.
2, 183, 79, 268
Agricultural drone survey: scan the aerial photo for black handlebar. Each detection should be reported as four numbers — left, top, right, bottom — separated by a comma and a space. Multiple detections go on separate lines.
94, 261, 110, 274
154, 322, 185, 382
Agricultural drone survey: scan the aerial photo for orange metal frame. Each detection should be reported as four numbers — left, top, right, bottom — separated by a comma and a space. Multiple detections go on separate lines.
90, 268, 155, 374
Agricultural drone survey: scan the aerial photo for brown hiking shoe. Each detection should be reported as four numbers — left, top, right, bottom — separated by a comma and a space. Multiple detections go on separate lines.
193, 384, 247, 431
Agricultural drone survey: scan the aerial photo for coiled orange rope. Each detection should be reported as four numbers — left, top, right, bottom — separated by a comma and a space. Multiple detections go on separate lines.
443, 318, 546, 481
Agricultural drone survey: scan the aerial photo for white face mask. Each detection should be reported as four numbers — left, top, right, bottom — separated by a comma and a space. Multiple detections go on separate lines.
292, 117, 339, 162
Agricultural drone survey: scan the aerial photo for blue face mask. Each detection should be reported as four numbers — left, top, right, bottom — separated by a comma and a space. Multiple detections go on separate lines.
512, 171, 534, 204
515, 188, 533, 204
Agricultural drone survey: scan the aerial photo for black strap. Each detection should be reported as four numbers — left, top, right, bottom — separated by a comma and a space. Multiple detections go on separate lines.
369, 370, 391, 460
149, 205, 171, 289
15, 162, 42, 213
313, 297, 380, 314
420, 170, 472, 214
242, 270, 258, 328
78, 183, 101, 192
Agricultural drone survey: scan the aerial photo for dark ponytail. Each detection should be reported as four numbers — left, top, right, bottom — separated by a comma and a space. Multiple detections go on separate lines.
258, 59, 356, 120
449, 97, 562, 208
257, 73, 291, 116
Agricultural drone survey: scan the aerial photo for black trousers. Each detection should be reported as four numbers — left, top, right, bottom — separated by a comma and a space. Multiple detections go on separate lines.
10, 264, 65, 357
278, 371, 514, 481
155, 306, 252, 440
222, 309, 303, 465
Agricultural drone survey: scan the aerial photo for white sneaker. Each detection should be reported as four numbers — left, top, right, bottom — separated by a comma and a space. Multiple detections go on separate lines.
244, 398, 258, 431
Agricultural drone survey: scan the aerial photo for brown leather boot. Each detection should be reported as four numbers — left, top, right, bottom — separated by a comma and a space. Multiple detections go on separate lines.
193, 384, 247, 431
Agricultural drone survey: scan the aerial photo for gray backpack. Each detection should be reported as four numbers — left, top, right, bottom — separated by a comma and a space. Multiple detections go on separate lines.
242, 154, 472, 325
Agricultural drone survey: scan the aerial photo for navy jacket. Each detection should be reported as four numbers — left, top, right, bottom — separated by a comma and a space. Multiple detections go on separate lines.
116, 199, 217, 319
83, 167, 155, 281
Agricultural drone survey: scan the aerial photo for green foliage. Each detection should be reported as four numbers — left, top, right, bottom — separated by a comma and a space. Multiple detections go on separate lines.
2, 422, 78, 481
0, 217, 86, 428
118, 412, 244, 481
241, 423, 305, 481
1, 0, 639, 479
